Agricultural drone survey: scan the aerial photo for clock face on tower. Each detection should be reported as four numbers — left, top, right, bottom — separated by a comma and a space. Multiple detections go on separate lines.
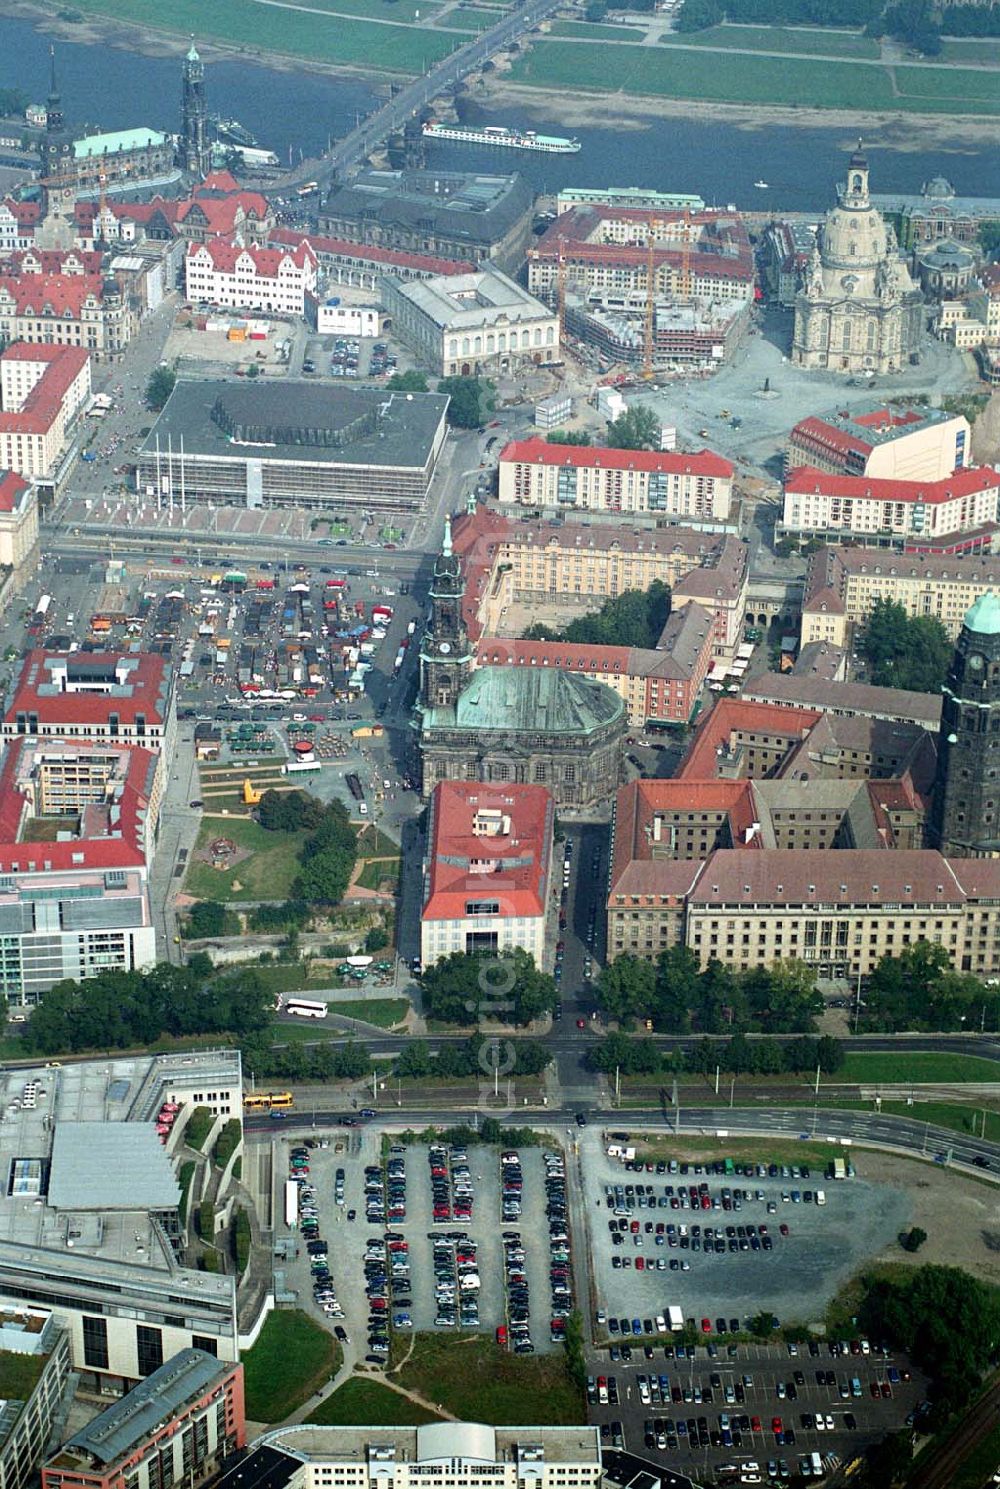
439, 642, 451, 655
969, 653, 985, 672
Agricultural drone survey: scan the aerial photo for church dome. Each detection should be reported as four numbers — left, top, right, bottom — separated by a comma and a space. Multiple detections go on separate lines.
820, 204, 887, 272
964, 591, 1000, 636
922, 175, 955, 200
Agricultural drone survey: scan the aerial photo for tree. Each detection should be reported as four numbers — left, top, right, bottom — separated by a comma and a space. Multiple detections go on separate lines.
901, 1226, 928, 1252
860, 1264, 1000, 1391
653, 946, 701, 1032
184, 901, 228, 939
524, 581, 671, 650
546, 429, 591, 445
606, 403, 661, 450
387, 370, 429, 392
438, 375, 496, 429
855, 1432, 913, 1489
419, 948, 557, 1026
596, 955, 656, 1023
365, 926, 389, 952
857, 597, 951, 693
146, 365, 176, 411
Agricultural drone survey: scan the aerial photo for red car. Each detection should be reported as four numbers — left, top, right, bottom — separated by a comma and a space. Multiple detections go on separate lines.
701, 1318, 712, 1333
751, 1416, 761, 1432
771, 1418, 783, 1435
779, 1224, 789, 1236
576, 1018, 586, 1029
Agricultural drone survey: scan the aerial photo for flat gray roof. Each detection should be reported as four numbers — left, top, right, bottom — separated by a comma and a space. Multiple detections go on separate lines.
140, 382, 449, 472
266, 1425, 601, 1465
392, 268, 548, 331
48, 1122, 180, 1211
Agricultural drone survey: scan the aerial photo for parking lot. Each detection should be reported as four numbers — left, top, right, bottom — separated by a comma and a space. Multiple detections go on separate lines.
586, 1333, 926, 1486
582, 1139, 908, 1328
276, 1136, 576, 1363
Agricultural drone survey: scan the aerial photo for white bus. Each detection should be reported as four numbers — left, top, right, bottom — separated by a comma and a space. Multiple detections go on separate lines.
285, 998, 327, 1019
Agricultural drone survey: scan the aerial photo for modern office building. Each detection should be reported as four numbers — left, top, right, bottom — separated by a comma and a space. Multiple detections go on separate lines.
42, 1350, 245, 1489
136, 382, 449, 513
3, 651, 175, 755
0, 1310, 72, 1489
0, 1051, 244, 1387
420, 781, 553, 967
253, 1424, 603, 1489
498, 437, 733, 522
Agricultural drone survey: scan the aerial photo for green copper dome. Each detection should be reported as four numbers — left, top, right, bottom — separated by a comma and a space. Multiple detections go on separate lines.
964, 591, 1000, 636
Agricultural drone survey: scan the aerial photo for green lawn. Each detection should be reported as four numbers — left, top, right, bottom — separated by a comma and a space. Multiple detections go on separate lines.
63, 0, 457, 71
664, 22, 878, 56
283, 0, 444, 19
183, 817, 301, 904
184, 1106, 215, 1152
838, 1052, 1000, 1084
940, 36, 1000, 63
549, 19, 643, 37
440, 5, 503, 26
252, 963, 345, 997
509, 42, 1000, 114
356, 858, 400, 891
326, 997, 408, 1027
242, 1310, 341, 1423
356, 826, 399, 855
810, 1098, 1000, 1143
0, 1349, 46, 1399
307, 1376, 442, 1425
391, 1334, 584, 1423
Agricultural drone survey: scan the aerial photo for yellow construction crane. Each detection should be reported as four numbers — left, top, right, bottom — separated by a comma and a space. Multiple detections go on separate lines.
556, 234, 568, 341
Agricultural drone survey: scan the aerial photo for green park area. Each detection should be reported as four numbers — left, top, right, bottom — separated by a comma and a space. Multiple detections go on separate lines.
662, 21, 879, 55
388, 1334, 583, 1424
183, 817, 301, 904
512, 42, 1000, 114
65, 0, 457, 71
241, 1310, 340, 1422
307, 1377, 443, 1426
940, 36, 1000, 62
439, 5, 505, 26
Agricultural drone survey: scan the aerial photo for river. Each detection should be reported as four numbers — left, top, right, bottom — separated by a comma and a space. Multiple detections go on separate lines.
4, 10, 999, 210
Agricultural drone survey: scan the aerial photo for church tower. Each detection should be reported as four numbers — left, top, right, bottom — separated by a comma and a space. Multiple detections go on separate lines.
180, 39, 210, 178
419, 515, 472, 712
927, 591, 1000, 857
40, 47, 73, 201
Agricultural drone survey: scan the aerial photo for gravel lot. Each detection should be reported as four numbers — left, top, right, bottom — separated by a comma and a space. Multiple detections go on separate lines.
580, 1135, 908, 1329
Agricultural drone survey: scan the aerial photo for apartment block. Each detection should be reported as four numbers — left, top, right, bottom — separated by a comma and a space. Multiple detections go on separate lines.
786, 403, 969, 482
498, 437, 734, 522
781, 464, 1000, 545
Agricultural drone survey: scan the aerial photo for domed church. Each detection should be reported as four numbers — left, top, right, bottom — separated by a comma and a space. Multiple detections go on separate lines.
792, 144, 923, 375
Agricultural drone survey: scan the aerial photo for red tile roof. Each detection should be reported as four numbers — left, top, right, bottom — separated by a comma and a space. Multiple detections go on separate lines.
0, 738, 152, 871
500, 435, 733, 480
423, 780, 552, 922
678, 696, 821, 780
0, 273, 104, 319
532, 207, 754, 282
852, 407, 924, 431
5, 650, 170, 728
789, 414, 872, 461
689, 847, 965, 906
188, 239, 316, 277
6, 249, 103, 276
0, 471, 29, 512
270, 227, 476, 278
0, 343, 90, 437
785, 463, 999, 507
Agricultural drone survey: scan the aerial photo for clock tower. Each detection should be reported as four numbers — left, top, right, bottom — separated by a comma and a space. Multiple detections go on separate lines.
928, 590, 1000, 857
420, 515, 472, 711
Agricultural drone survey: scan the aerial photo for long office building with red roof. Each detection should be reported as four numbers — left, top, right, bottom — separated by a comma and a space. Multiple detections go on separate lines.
420, 781, 553, 967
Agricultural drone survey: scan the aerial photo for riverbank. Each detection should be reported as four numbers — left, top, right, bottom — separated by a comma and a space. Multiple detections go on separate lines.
19, 0, 1000, 129
482, 72, 1000, 141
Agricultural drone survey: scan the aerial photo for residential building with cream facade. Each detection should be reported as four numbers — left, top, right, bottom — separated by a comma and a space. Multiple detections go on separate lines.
184, 240, 318, 317
800, 545, 1000, 649
0, 344, 91, 487
451, 508, 748, 659
0, 473, 39, 585
498, 437, 734, 522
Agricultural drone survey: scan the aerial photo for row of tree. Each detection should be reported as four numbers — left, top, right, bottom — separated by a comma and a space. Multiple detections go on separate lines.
23, 959, 274, 1055
419, 948, 558, 1027
860, 941, 1000, 1033
240, 1034, 371, 1083
394, 1034, 551, 1080
673, 0, 991, 48
585, 1029, 845, 1076
597, 948, 823, 1034
525, 580, 671, 650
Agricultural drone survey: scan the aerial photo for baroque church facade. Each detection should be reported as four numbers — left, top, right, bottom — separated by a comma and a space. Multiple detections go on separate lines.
792, 146, 923, 375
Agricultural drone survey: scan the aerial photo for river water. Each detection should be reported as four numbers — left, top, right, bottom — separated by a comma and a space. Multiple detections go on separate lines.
4, 11, 999, 210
